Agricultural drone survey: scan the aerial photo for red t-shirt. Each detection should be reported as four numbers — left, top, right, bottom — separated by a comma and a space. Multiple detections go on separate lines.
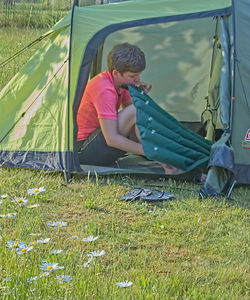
77, 70, 131, 141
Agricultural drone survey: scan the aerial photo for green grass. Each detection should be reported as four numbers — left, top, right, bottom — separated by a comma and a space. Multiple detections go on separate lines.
0, 167, 249, 299
0, 7, 67, 29
0, 20, 249, 300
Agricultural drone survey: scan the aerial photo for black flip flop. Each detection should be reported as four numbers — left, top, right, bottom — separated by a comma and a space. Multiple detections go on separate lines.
140, 191, 174, 202
119, 188, 152, 201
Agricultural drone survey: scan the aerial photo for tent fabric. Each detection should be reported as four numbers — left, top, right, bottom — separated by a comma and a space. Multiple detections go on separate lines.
0, 29, 70, 153
202, 0, 250, 193
1, 0, 249, 192
200, 132, 234, 195
0, 27, 73, 172
128, 85, 213, 171
0, 150, 71, 171
230, 0, 250, 167
72, 1, 232, 127
0, 0, 231, 157
200, 166, 233, 197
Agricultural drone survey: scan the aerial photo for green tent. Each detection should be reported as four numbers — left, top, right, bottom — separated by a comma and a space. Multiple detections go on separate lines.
0, 0, 249, 195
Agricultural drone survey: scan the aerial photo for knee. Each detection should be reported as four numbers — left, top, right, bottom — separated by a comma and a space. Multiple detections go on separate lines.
123, 104, 136, 118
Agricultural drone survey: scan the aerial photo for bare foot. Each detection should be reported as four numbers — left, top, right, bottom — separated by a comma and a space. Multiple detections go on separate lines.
158, 162, 185, 175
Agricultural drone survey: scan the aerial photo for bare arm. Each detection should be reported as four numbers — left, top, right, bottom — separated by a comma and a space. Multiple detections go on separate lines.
99, 118, 145, 156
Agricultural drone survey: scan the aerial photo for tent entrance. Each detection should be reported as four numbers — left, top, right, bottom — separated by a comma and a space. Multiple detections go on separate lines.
78, 16, 222, 175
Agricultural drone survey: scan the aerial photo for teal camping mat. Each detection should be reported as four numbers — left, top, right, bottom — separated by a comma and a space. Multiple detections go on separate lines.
128, 85, 212, 171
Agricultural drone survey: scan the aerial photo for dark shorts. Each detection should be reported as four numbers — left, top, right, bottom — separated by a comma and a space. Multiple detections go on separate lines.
77, 128, 126, 166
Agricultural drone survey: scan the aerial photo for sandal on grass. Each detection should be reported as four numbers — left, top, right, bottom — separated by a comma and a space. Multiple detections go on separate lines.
119, 188, 152, 201
140, 191, 174, 202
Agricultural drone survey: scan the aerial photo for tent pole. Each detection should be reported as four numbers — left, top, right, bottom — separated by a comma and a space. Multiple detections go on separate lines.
230, 0, 236, 132
65, 0, 78, 183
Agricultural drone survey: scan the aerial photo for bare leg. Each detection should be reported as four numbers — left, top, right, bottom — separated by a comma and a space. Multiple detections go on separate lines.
117, 104, 137, 138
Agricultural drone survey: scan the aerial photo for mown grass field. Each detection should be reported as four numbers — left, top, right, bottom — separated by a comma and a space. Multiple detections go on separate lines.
0, 167, 249, 299
0, 14, 249, 300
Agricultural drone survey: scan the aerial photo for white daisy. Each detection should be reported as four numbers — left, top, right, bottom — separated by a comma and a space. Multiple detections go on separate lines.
16, 246, 33, 255
70, 235, 80, 240
82, 235, 98, 242
7, 240, 26, 251
0, 214, 5, 218
36, 238, 50, 244
6, 213, 17, 218
47, 221, 67, 227
27, 276, 38, 283
27, 204, 39, 208
12, 197, 28, 206
117, 281, 133, 288
28, 187, 46, 195
1, 194, 8, 198
56, 275, 72, 284
40, 262, 64, 272
83, 256, 93, 268
39, 272, 50, 278
51, 249, 63, 254
89, 250, 105, 257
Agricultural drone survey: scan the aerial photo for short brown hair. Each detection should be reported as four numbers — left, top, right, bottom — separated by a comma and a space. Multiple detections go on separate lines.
107, 43, 146, 74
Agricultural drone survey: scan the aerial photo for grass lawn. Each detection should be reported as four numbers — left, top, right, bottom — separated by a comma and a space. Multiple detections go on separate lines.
0, 26, 249, 299
0, 167, 249, 299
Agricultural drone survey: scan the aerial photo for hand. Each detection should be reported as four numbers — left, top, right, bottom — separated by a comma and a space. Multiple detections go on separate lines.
135, 82, 152, 94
